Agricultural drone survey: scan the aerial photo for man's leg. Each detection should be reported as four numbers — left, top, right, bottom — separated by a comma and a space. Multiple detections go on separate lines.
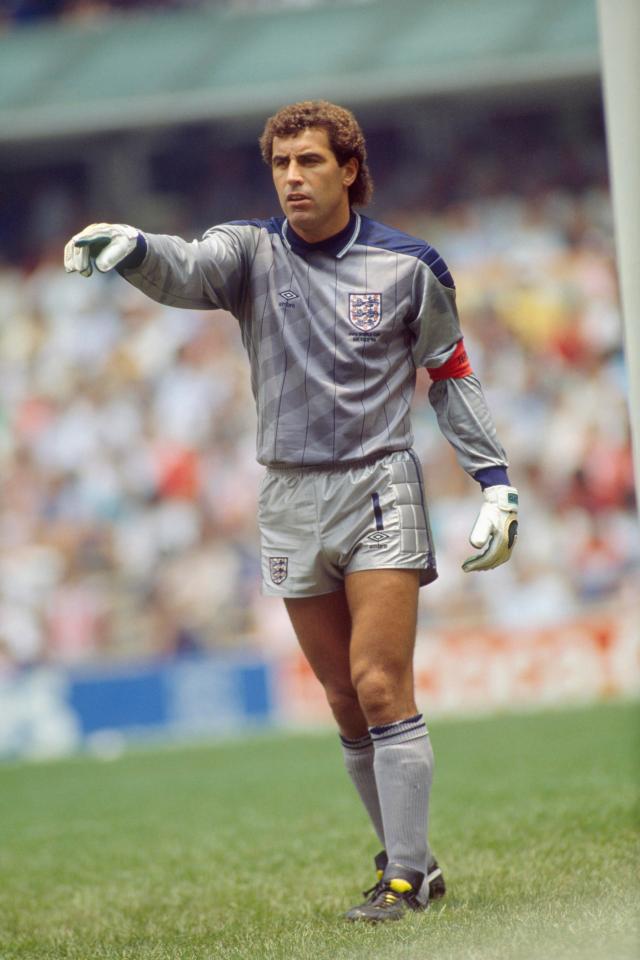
284, 590, 385, 845
346, 569, 434, 883
285, 575, 438, 919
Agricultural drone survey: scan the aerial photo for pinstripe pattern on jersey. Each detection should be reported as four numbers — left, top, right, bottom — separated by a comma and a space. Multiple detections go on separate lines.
271, 261, 295, 462
300, 258, 314, 464
331, 257, 339, 463
358, 242, 370, 456
124, 215, 508, 475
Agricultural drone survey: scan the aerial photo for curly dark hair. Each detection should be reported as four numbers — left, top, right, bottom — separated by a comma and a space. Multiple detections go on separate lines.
259, 100, 373, 207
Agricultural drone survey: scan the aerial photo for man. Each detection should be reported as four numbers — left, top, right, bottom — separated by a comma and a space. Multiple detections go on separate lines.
64, 100, 518, 923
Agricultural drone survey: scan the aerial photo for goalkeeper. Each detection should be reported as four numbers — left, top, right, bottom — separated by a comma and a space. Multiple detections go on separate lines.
64, 100, 518, 923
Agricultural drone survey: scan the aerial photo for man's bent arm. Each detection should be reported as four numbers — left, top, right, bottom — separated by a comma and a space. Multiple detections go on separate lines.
409, 259, 509, 486
427, 371, 509, 486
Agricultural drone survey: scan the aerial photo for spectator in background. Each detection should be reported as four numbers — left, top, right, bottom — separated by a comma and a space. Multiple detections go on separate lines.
0, 112, 636, 676
0, 0, 203, 29
1, 1, 66, 24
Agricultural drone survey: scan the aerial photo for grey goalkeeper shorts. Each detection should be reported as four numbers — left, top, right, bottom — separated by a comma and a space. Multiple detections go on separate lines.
258, 449, 437, 597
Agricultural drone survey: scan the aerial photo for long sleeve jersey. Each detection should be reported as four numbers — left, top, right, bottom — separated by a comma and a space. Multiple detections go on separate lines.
120, 211, 508, 482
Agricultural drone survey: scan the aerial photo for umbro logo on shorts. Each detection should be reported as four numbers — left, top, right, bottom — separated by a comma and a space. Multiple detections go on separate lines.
269, 556, 288, 584
367, 532, 390, 542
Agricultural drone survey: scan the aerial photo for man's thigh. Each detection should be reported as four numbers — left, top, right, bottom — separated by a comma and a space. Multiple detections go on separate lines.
346, 568, 421, 724
346, 568, 420, 672
284, 588, 352, 690
284, 589, 369, 738
285, 569, 421, 730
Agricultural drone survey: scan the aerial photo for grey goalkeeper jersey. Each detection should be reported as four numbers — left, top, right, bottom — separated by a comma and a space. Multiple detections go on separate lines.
121, 212, 508, 477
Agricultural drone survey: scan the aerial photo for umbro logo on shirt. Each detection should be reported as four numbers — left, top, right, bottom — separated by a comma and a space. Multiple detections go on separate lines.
279, 289, 298, 308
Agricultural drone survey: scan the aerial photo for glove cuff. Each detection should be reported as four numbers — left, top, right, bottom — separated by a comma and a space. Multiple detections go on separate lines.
474, 465, 510, 489
483, 484, 518, 511
117, 232, 147, 272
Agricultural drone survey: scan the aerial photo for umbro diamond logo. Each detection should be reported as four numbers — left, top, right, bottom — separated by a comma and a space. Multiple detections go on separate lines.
279, 289, 298, 301
367, 532, 390, 542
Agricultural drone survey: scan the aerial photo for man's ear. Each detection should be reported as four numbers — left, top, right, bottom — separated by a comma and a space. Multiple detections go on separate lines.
343, 156, 359, 188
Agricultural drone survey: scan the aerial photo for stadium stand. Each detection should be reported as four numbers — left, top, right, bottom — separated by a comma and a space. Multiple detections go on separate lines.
0, 0, 599, 141
0, 0, 204, 27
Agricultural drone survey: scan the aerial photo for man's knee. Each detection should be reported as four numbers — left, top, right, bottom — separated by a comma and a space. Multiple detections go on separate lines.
324, 684, 363, 729
351, 665, 400, 720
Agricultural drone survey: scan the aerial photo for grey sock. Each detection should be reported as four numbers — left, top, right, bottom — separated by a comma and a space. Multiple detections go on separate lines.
370, 714, 434, 877
340, 733, 385, 847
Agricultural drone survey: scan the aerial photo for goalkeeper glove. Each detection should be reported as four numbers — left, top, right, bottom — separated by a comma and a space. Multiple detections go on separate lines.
64, 222, 140, 277
462, 485, 518, 573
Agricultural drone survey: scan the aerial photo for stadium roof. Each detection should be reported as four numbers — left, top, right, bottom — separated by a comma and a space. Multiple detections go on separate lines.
0, 0, 600, 143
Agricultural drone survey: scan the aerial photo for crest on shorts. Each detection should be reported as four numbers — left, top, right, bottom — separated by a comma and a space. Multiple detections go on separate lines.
349, 293, 382, 331
269, 556, 288, 585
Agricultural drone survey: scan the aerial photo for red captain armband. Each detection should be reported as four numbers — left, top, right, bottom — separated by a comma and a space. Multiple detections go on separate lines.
427, 339, 473, 381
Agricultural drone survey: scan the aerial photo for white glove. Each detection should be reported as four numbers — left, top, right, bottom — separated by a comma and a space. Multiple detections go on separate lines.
462, 485, 518, 573
64, 222, 140, 277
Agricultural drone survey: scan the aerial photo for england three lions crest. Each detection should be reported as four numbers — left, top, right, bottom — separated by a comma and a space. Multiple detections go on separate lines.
269, 556, 288, 585
349, 293, 382, 331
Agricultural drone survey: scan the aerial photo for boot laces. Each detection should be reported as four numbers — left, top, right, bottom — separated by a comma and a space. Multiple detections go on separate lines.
369, 884, 401, 909
361, 880, 384, 903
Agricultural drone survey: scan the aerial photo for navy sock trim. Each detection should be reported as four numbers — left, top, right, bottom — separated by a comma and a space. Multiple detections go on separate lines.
369, 713, 422, 737
370, 721, 427, 743
340, 733, 373, 750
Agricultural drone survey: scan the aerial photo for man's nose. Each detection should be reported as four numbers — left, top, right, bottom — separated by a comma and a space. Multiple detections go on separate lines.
286, 161, 303, 183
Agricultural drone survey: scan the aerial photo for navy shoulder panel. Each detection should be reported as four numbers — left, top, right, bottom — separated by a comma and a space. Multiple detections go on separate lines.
357, 216, 454, 288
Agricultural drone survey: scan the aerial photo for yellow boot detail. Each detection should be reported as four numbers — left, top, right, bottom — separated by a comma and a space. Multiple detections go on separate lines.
389, 878, 413, 894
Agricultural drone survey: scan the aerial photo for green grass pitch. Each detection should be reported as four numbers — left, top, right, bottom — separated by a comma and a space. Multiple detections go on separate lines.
0, 700, 637, 960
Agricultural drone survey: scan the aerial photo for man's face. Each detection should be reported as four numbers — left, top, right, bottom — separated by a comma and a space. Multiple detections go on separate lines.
271, 127, 358, 243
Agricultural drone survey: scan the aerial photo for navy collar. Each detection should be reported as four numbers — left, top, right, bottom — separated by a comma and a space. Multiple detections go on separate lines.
282, 211, 361, 259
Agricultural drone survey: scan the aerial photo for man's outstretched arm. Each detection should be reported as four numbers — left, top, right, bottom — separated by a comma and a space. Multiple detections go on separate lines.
64, 221, 251, 315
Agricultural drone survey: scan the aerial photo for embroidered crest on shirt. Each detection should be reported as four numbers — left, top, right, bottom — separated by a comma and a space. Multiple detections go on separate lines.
269, 556, 288, 584
349, 293, 382, 331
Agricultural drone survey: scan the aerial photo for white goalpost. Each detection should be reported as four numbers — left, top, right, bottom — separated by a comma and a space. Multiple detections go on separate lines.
596, 0, 640, 510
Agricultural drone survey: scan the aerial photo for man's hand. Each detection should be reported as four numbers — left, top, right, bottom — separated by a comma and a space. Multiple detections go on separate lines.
462, 485, 518, 572
64, 223, 139, 277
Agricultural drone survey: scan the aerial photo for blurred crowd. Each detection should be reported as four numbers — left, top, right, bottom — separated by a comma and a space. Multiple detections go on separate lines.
0, 0, 211, 30
0, 0, 326, 29
0, 115, 638, 673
